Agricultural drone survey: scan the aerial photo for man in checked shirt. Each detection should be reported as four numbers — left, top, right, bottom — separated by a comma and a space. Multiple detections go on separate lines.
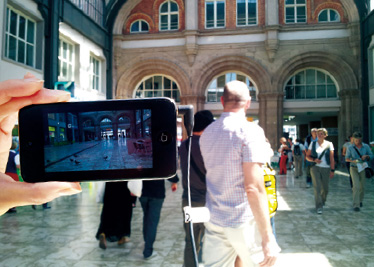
200, 80, 280, 267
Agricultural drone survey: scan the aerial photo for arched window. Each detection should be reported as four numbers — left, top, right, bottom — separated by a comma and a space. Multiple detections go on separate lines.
318, 9, 340, 22
206, 72, 257, 102
160, 1, 179, 31
284, 69, 338, 100
130, 20, 149, 33
135, 75, 180, 102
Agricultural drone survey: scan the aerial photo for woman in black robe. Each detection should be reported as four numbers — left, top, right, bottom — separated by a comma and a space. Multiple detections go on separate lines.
95, 181, 135, 249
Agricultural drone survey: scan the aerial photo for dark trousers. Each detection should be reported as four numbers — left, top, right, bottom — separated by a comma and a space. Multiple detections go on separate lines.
139, 197, 164, 257
182, 198, 205, 267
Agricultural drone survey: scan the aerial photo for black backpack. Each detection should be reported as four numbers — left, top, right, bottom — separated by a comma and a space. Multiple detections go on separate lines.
294, 144, 301, 156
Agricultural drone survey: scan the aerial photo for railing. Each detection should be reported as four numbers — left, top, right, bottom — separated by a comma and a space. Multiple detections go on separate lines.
68, 0, 104, 26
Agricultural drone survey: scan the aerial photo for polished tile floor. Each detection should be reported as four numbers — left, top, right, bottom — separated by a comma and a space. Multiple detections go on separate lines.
1, 166, 374, 267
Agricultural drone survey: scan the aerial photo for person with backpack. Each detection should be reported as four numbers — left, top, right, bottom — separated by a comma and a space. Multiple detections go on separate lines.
304, 128, 318, 188
292, 139, 305, 178
306, 128, 335, 214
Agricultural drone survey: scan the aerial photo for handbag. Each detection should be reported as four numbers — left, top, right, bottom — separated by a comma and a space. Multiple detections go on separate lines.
353, 146, 373, 179
263, 163, 277, 218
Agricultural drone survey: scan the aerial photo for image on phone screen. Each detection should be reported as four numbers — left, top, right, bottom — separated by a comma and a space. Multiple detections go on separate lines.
43, 109, 152, 172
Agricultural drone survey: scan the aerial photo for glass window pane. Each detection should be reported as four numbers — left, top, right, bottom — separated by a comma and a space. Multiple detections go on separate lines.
237, 1, 246, 25
217, 75, 225, 88
217, 2, 225, 27
160, 3, 168, 13
248, 1, 257, 24
164, 90, 172, 98
305, 85, 315, 98
138, 83, 144, 90
306, 69, 315, 84
296, 0, 305, 4
63, 42, 67, 59
131, 21, 139, 32
5, 34, 8, 57
173, 90, 180, 102
19, 16, 26, 39
10, 10, 17, 35
285, 86, 294, 99
9, 36, 17, 60
326, 76, 334, 84
27, 21, 35, 43
226, 73, 236, 82
170, 2, 178, 12
316, 71, 325, 83
295, 86, 304, 99
207, 91, 216, 102
145, 78, 152, 89
141, 21, 149, 31
327, 85, 337, 97
319, 10, 328, 22
297, 7, 306, 22
295, 72, 304, 84
330, 10, 340, 22
317, 85, 326, 98
160, 15, 168, 30
26, 44, 34, 66
286, 7, 295, 23
170, 14, 178, 29
285, 0, 295, 4
154, 90, 163, 97
154, 76, 162, 90
206, 2, 214, 28
237, 74, 245, 83
172, 81, 178, 89
17, 40, 25, 63
164, 77, 171, 89
62, 62, 68, 77
145, 91, 153, 98
69, 44, 73, 62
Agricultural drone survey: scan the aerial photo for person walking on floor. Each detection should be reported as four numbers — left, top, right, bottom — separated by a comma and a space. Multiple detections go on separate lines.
345, 132, 374, 212
179, 110, 214, 267
292, 139, 305, 179
200, 80, 280, 267
304, 128, 318, 188
305, 128, 335, 214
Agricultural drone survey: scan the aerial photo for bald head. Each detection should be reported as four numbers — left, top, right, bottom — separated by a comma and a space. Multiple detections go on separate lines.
221, 80, 251, 111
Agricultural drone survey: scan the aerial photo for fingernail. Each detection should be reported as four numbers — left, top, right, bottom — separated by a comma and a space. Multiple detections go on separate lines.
24, 77, 44, 84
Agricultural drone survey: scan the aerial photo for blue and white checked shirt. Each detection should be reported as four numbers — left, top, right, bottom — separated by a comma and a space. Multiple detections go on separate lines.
200, 111, 268, 228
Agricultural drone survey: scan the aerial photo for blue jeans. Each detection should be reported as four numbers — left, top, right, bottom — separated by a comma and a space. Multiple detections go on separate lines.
139, 197, 164, 257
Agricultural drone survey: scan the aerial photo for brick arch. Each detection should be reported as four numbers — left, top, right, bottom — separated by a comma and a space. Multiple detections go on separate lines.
153, 0, 185, 32
194, 55, 272, 97
123, 13, 155, 34
312, 3, 347, 23
116, 58, 190, 99
273, 51, 358, 94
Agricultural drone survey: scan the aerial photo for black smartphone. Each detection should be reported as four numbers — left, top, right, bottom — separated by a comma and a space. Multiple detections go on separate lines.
18, 98, 177, 182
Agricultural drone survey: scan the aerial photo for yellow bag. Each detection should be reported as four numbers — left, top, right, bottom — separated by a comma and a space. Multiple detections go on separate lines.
263, 163, 278, 218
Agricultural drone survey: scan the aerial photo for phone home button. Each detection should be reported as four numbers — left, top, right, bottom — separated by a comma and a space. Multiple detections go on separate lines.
158, 132, 172, 145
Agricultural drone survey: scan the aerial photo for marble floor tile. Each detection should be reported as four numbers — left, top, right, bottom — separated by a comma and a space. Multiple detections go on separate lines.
1, 167, 374, 266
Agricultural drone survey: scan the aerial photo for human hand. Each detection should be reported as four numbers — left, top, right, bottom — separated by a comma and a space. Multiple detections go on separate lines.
171, 183, 178, 192
0, 73, 70, 171
0, 173, 81, 216
315, 159, 322, 164
329, 171, 335, 179
259, 234, 281, 267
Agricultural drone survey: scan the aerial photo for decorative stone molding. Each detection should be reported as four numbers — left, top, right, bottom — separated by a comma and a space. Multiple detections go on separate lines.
184, 30, 199, 66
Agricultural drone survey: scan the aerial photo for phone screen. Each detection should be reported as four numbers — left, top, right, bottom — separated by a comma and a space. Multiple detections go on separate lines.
44, 109, 153, 173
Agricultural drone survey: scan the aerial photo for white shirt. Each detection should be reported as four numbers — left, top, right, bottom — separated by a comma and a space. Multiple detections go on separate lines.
309, 141, 334, 168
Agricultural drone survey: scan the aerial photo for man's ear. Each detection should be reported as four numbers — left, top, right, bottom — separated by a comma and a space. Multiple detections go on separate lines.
244, 99, 251, 110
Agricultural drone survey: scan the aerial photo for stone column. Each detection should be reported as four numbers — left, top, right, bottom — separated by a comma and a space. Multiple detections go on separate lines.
339, 89, 363, 143
184, 0, 199, 65
257, 92, 284, 150
265, 1, 279, 62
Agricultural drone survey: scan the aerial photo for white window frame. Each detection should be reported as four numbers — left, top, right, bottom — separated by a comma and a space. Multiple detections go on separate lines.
134, 75, 181, 102
284, 0, 306, 24
318, 9, 340, 23
58, 38, 75, 81
236, 0, 258, 26
284, 68, 339, 100
205, 72, 257, 102
159, 0, 179, 31
205, 0, 226, 29
89, 55, 101, 91
4, 6, 36, 67
130, 20, 149, 33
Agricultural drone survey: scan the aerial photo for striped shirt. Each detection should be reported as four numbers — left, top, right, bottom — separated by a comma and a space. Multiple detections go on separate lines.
200, 111, 268, 227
